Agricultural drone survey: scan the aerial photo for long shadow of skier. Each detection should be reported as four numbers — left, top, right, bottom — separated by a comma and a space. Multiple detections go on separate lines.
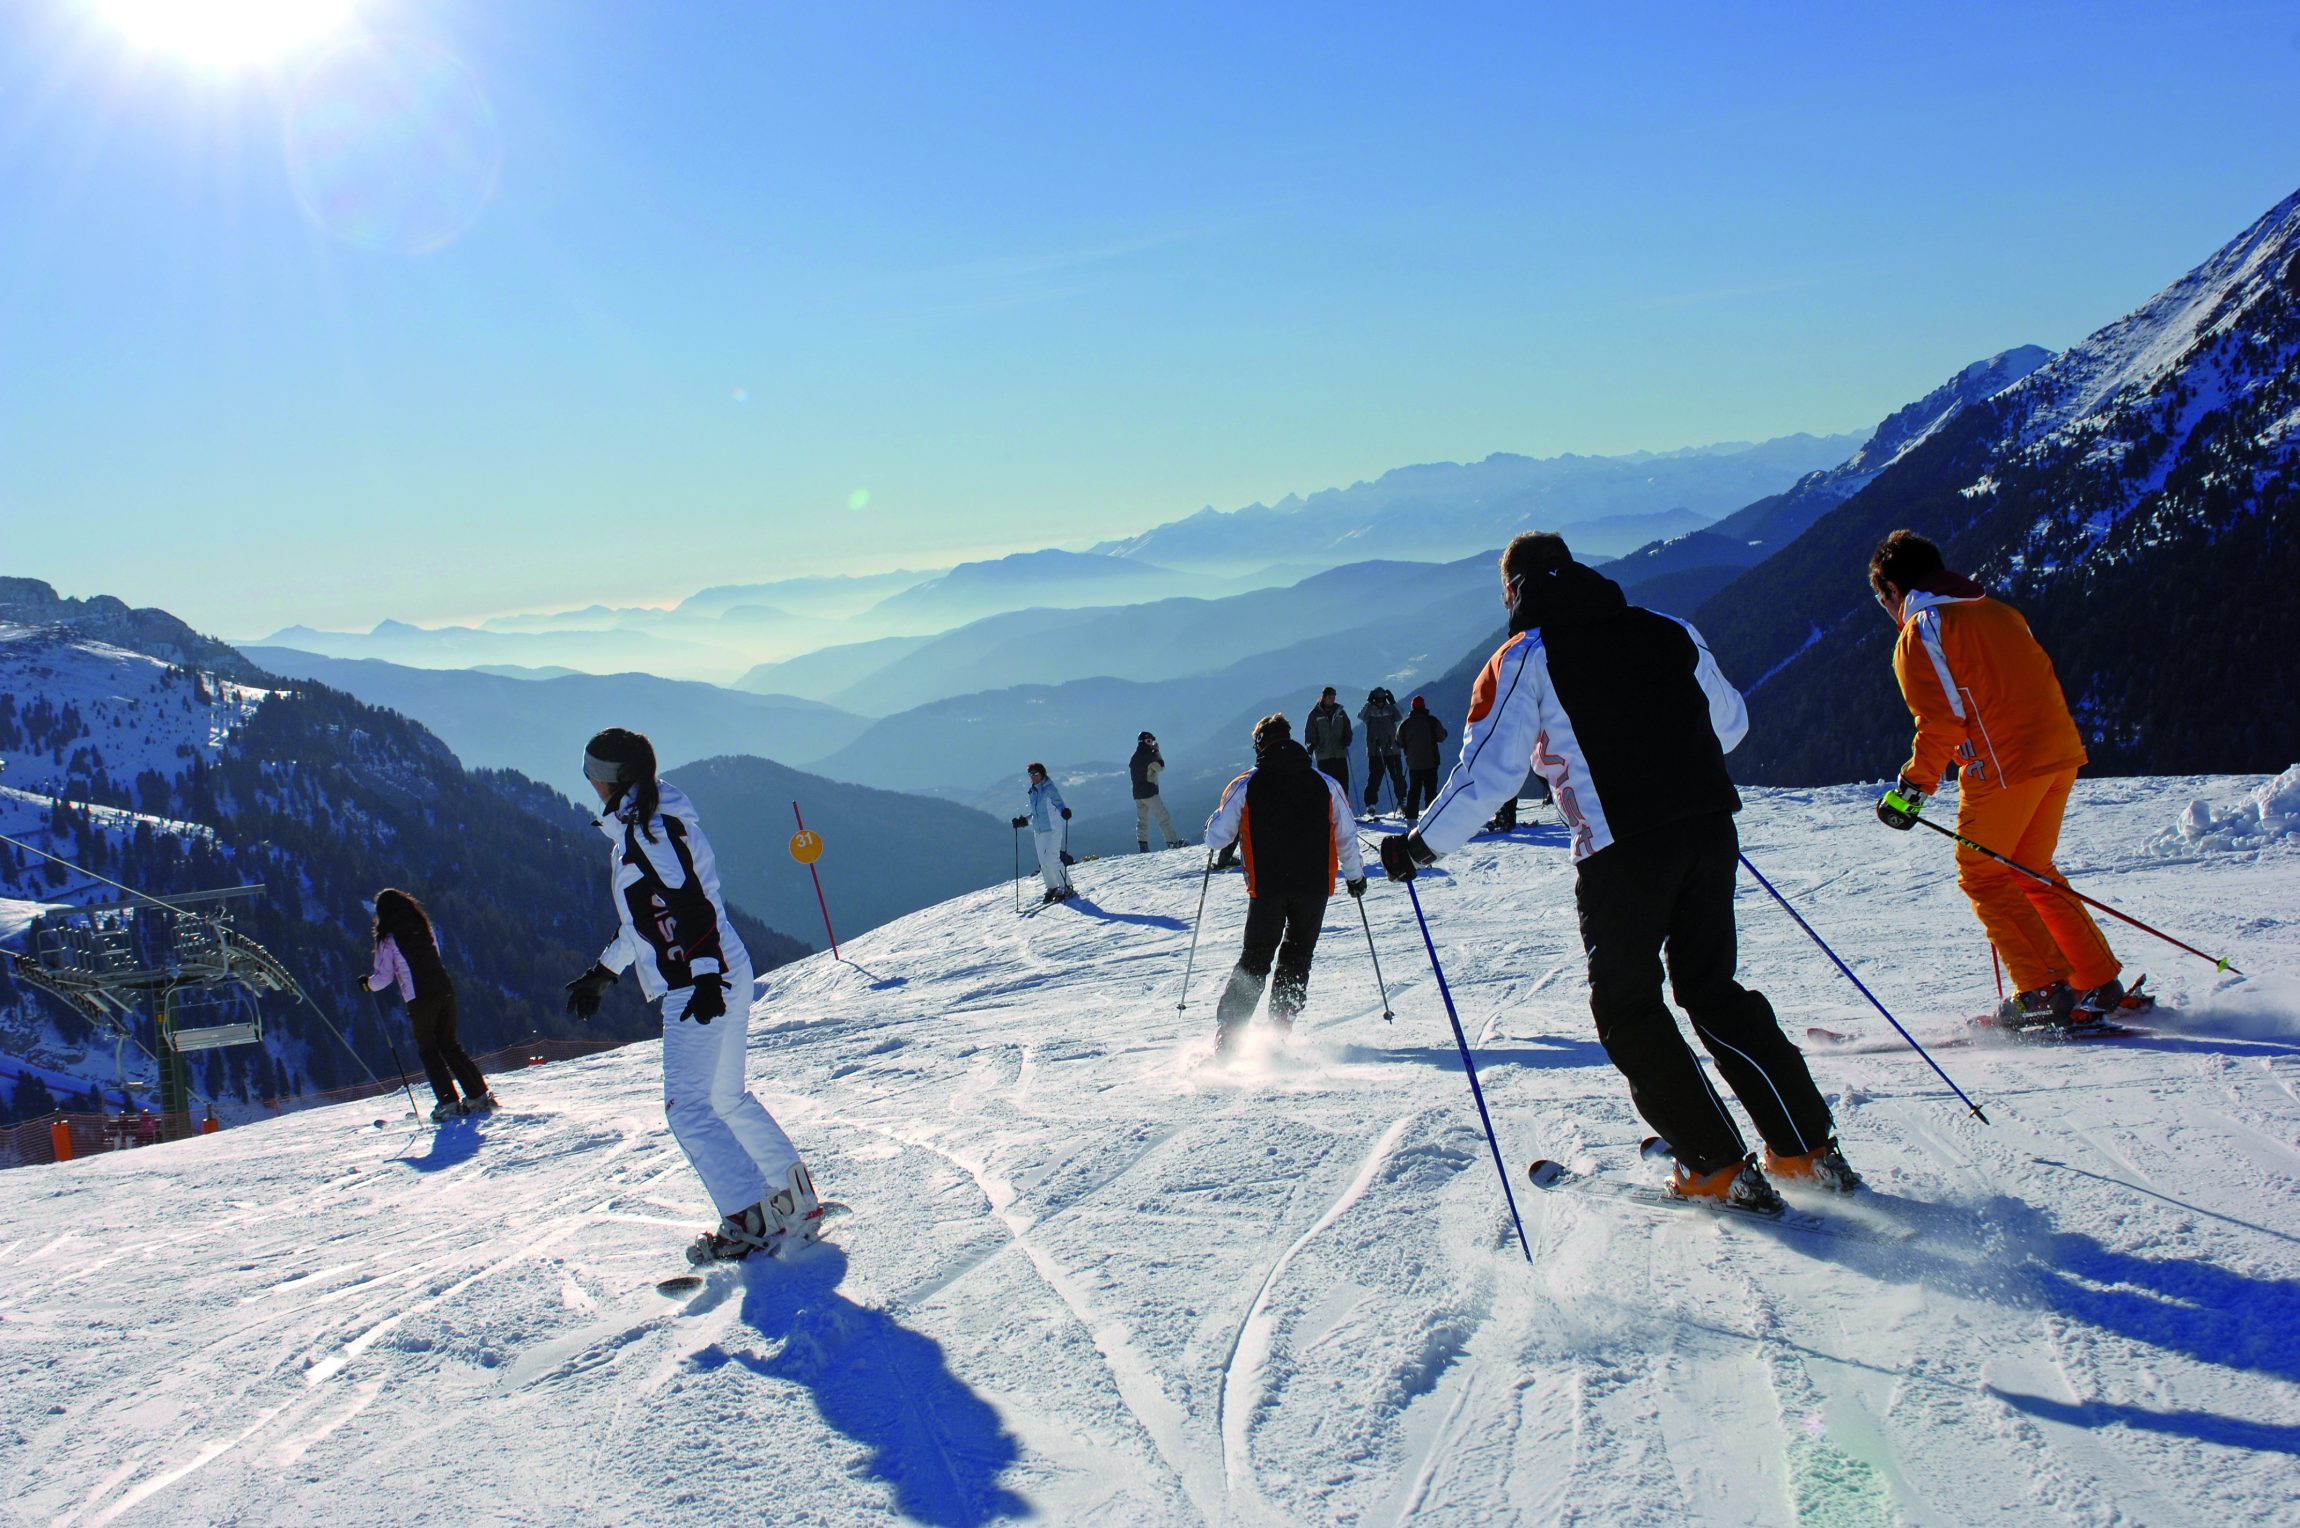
1337, 1036, 1614, 1071
396, 1120, 484, 1172
1809, 1188, 2300, 1388
1986, 1387, 2300, 1455
724, 1244, 1028, 1527
1060, 896, 1187, 932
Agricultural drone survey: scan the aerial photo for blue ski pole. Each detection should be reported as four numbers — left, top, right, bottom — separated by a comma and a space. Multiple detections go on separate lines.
1738, 851, 1990, 1124
1405, 879, 1532, 1263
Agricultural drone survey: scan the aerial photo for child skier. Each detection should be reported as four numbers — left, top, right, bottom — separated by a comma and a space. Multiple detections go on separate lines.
364, 888, 495, 1123
1011, 762, 1076, 903
1380, 532, 1855, 1214
1869, 530, 2124, 1025
1203, 714, 1365, 1056
562, 727, 822, 1264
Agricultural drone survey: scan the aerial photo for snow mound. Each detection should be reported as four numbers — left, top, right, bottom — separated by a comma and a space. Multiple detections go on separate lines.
2167, 765, 2300, 852
3, 780, 2297, 1524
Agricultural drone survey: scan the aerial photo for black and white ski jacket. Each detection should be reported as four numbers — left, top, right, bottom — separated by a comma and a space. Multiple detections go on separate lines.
1414, 563, 1748, 865
592, 782, 750, 1000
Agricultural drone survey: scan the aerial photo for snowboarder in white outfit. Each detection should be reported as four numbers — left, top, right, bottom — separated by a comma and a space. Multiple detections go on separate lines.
563, 727, 823, 1264
1011, 762, 1075, 904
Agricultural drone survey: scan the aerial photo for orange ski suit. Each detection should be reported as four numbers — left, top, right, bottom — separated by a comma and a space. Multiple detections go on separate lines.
1891, 575, 2119, 993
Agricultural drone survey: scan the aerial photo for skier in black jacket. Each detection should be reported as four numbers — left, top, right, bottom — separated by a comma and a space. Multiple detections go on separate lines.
1203, 715, 1366, 1057
1128, 732, 1185, 851
1378, 532, 1856, 1213
364, 888, 494, 1123
1397, 695, 1447, 825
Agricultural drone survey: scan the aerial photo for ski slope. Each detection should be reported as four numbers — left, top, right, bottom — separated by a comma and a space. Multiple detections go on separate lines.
2, 778, 2296, 1526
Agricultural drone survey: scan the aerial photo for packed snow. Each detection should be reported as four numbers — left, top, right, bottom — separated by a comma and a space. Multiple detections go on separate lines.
2, 778, 2296, 1525
2169, 765, 2300, 854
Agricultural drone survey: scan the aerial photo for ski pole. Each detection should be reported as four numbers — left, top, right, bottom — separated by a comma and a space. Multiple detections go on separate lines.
1356, 894, 1394, 1021
1404, 879, 1532, 1263
367, 990, 426, 1122
1905, 814, 2240, 975
1013, 824, 1022, 914
1738, 852, 1990, 1124
1176, 850, 1215, 1010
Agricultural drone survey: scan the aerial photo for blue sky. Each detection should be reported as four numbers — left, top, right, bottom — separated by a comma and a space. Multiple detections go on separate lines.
3, 0, 2296, 635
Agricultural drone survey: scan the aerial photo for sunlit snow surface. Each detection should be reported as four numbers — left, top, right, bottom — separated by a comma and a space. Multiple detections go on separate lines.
3, 779, 2296, 1525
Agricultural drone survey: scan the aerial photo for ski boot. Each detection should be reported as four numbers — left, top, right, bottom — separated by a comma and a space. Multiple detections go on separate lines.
761, 1162, 826, 1246
686, 1203, 776, 1266
459, 1092, 499, 1116
2066, 977, 2126, 1027
1139, 840, 1151, 853
429, 1099, 462, 1124
1992, 982, 2073, 1029
1763, 1137, 1862, 1192
1041, 888, 1061, 906
1665, 1155, 1786, 1216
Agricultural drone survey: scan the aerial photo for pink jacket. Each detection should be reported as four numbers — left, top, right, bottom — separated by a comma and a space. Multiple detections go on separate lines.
367, 935, 418, 1003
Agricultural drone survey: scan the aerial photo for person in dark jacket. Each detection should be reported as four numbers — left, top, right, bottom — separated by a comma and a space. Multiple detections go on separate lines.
1302, 686, 1354, 797
1397, 695, 1448, 825
365, 888, 495, 1123
1128, 731, 1185, 852
1358, 687, 1407, 817
1378, 532, 1857, 1214
1202, 715, 1366, 1057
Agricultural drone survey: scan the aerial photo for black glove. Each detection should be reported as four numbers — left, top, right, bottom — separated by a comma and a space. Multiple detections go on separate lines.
564, 962, 617, 1019
1059, 850, 1077, 866
1011, 816, 1028, 829
685, 973, 726, 1024
1060, 807, 1072, 820
1379, 833, 1425, 882
1346, 877, 1367, 899
1876, 779, 1925, 831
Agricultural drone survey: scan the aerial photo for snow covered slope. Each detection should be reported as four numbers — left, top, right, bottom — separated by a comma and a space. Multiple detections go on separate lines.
3, 779, 2296, 1525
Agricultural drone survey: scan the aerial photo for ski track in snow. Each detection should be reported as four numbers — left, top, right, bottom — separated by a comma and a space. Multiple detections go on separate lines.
3, 778, 2298, 1525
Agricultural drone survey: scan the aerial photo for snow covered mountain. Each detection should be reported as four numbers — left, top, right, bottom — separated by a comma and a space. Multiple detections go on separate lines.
1698, 188, 2300, 783
0, 616, 808, 1128
1604, 347, 2053, 611
3, 776, 2294, 1523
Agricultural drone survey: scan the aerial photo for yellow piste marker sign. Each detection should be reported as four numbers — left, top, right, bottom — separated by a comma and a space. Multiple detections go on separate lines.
789, 829, 824, 865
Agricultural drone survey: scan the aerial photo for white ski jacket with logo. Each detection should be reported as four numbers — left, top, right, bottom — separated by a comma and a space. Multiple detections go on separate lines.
592, 782, 750, 1001
1415, 563, 1748, 865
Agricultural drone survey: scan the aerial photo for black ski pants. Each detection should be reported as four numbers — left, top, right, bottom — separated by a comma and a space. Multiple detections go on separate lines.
1574, 812, 1832, 1176
1404, 767, 1440, 821
1215, 892, 1328, 1039
1364, 751, 1407, 813
407, 990, 488, 1107
1316, 756, 1350, 799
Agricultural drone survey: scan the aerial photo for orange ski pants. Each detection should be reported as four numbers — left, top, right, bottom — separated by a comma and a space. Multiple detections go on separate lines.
1955, 767, 2121, 994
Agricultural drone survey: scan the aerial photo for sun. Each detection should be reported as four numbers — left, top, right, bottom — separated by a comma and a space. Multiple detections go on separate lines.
87, 0, 361, 70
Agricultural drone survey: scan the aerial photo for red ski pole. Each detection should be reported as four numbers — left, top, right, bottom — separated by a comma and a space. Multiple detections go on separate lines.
790, 802, 839, 961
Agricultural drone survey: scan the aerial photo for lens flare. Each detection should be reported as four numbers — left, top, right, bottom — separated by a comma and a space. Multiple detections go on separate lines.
284, 36, 501, 256
88, 0, 357, 69
846, 489, 871, 511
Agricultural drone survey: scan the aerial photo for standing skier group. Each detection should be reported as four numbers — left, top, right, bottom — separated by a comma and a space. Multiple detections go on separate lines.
350, 522, 2125, 1253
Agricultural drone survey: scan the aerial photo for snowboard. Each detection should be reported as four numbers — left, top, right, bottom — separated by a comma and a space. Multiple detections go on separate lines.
1525, 1147, 1909, 1243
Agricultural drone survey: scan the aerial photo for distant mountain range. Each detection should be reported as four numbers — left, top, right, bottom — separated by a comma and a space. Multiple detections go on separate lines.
1091, 433, 1860, 573
1696, 186, 2300, 783
249, 432, 1851, 683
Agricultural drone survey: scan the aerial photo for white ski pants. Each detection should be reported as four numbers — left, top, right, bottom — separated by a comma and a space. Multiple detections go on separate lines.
1033, 828, 1073, 893
1134, 794, 1177, 845
659, 956, 798, 1217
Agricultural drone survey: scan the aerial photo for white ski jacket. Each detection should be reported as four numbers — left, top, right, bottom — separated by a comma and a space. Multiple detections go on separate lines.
592, 782, 750, 1001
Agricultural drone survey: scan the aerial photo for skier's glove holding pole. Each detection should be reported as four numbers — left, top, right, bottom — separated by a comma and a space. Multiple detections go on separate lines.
1876, 779, 1926, 831
1346, 877, 1367, 899
1379, 833, 1433, 882
684, 973, 726, 1025
1011, 816, 1028, 829
1060, 807, 1072, 820
564, 962, 618, 1019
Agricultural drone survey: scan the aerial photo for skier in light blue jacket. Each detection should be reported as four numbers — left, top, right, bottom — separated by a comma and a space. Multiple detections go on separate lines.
1010, 761, 1076, 904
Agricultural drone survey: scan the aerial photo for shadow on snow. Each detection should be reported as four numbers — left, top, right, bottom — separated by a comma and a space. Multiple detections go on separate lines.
691, 1243, 1028, 1527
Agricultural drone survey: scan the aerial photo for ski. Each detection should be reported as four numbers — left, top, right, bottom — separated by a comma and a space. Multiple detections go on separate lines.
1525, 1157, 1907, 1242
1805, 1022, 2142, 1053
